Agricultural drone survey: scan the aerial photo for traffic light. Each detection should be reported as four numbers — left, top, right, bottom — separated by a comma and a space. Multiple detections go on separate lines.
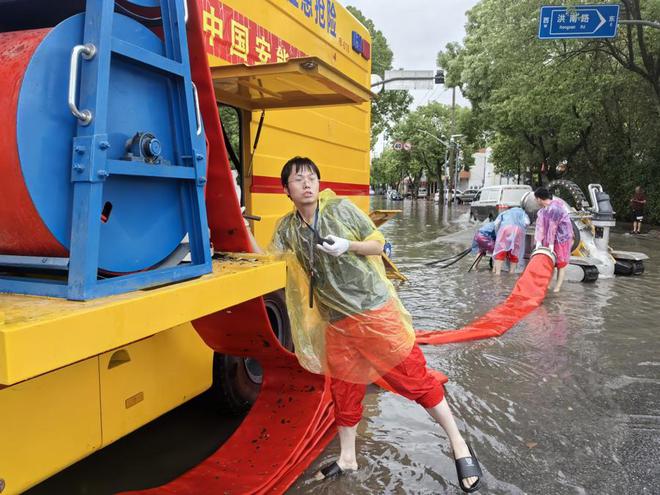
434, 69, 445, 85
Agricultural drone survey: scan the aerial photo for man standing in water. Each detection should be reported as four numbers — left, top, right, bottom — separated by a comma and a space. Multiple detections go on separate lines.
630, 186, 646, 234
249, 156, 482, 492
534, 187, 574, 292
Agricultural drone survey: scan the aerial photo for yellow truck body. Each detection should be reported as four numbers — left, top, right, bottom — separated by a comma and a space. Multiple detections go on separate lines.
0, 1, 371, 493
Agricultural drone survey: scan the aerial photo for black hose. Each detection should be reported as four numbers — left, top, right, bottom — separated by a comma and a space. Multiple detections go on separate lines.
468, 252, 484, 272
431, 248, 472, 269
425, 247, 471, 266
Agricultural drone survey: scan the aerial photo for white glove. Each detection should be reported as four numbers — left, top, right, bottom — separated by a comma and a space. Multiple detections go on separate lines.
316, 235, 350, 257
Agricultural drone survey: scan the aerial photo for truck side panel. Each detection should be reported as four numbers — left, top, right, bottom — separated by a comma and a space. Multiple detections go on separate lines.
201, 0, 372, 246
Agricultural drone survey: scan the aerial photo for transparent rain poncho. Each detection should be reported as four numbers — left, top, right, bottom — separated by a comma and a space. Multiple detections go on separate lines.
493, 207, 530, 261
535, 199, 574, 265
269, 189, 415, 384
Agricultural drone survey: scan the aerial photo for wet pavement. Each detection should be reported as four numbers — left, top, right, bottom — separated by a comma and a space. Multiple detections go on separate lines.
288, 198, 659, 494
30, 198, 659, 494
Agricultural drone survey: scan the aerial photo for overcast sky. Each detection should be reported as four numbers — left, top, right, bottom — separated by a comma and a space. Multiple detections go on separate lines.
346, 0, 481, 108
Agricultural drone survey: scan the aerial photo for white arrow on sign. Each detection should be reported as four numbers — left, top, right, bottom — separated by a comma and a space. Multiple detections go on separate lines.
594, 9, 606, 33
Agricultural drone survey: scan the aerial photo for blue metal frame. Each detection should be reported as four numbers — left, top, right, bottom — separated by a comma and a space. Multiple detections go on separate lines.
0, 0, 212, 300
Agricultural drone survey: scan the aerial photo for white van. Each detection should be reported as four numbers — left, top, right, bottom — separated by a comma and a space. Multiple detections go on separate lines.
470, 184, 532, 221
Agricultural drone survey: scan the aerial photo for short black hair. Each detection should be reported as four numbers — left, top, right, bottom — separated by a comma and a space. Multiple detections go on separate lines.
534, 187, 552, 200
280, 156, 321, 188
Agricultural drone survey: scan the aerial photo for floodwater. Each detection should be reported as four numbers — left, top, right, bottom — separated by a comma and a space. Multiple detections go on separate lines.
287, 198, 660, 494
29, 199, 659, 494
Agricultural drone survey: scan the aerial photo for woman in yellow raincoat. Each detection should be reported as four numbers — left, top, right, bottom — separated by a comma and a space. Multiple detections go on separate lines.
250, 157, 481, 493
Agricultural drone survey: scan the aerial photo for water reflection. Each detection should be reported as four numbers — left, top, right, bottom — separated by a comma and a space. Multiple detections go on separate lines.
288, 197, 659, 494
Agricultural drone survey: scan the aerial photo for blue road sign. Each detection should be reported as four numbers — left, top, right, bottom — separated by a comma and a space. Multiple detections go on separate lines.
539, 5, 620, 39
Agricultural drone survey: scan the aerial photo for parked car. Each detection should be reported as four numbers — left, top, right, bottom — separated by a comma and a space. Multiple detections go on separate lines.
417, 187, 428, 199
449, 189, 462, 203
387, 190, 403, 201
433, 189, 462, 202
470, 185, 532, 221
458, 188, 480, 204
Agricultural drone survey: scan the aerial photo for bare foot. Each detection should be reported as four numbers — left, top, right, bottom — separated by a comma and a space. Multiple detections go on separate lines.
552, 286, 561, 293
337, 459, 358, 471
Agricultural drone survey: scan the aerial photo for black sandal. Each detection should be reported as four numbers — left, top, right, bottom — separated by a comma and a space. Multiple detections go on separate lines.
454, 443, 483, 493
315, 461, 344, 480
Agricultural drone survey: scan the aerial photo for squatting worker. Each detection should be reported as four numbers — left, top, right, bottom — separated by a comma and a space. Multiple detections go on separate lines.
533, 187, 574, 293
471, 221, 496, 257
248, 157, 482, 493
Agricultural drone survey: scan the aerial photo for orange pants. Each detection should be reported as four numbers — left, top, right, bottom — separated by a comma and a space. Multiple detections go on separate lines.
494, 250, 519, 263
330, 344, 445, 427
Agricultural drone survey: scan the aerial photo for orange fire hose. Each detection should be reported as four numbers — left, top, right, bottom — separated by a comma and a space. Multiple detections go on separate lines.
416, 252, 555, 345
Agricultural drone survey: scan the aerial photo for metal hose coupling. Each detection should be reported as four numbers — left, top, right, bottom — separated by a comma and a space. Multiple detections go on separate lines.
531, 246, 556, 265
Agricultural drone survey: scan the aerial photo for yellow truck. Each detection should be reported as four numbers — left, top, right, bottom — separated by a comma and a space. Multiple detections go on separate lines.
0, 0, 372, 493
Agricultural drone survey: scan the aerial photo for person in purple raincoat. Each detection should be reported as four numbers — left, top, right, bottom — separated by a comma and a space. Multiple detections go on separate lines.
534, 187, 574, 292
471, 221, 496, 257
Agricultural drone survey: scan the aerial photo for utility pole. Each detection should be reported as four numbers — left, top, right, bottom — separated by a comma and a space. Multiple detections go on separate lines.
447, 87, 457, 203
449, 88, 456, 186
450, 133, 463, 202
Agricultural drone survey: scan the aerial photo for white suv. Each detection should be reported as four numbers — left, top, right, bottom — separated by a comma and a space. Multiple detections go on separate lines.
470, 185, 532, 221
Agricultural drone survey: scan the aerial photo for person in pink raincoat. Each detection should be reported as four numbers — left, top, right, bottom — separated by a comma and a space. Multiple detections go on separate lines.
492, 207, 530, 275
534, 187, 574, 292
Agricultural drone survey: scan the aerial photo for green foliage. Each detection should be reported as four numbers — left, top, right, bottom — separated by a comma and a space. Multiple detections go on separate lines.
371, 102, 477, 196
371, 149, 403, 188
438, 0, 660, 222
218, 105, 240, 169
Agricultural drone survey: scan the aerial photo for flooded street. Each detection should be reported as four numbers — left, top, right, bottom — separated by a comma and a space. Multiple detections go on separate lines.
288, 197, 660, 494
30, 198, 659, 495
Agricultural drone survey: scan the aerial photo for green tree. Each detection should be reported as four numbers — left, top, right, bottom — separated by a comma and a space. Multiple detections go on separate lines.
438, 0, 660, 221
371, 149, 405, 190
373, 102, 477, 198
218, 106, 240, 169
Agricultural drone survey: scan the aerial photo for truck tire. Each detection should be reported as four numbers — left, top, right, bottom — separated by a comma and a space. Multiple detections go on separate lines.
211, 290, 292, 414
